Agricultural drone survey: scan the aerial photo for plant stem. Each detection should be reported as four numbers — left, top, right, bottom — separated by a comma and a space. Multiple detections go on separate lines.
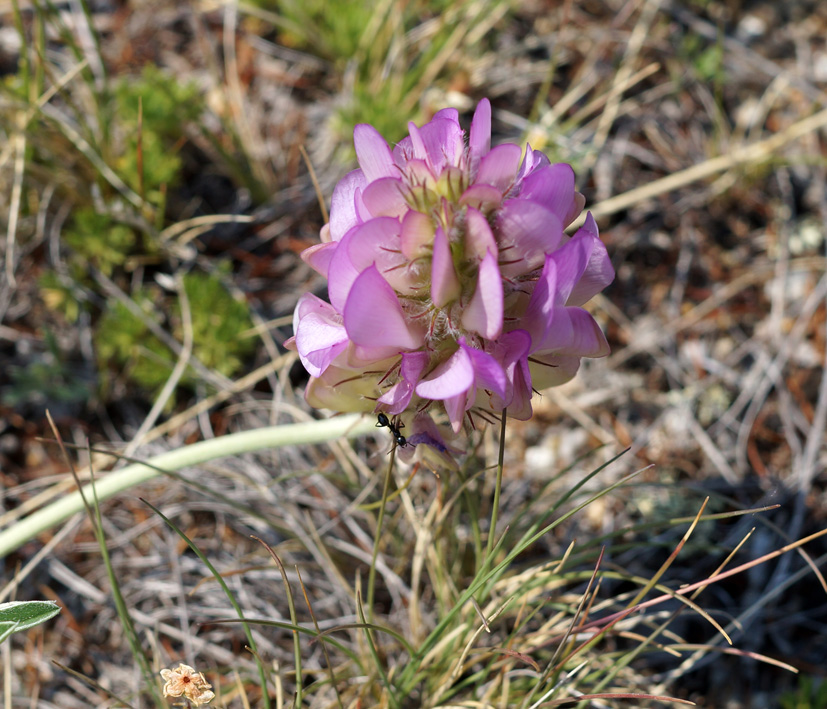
367, 444, 396, 621
485, 409, 508, 562
0, 414, 377, 558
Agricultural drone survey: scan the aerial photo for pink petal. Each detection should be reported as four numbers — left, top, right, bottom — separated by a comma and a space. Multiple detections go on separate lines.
300, 241, 338, 278
564, 192, 586, 228
461, 250, 504, 340
431, 227, 461, 307
458, 338, 506, 399
343, 265, 424, 350
518, 163, 576, 222
361, 177, 409, 218
342, 217, 420, 295
533, 306, 575, 354
326, 229, 364, 312
396, 415, 461, 472
464, 207, 498, 261
414, 111, 463, 171
459, 184, 503, 212
549, 231, 591, 303
400, 211, 435, 261
407, 121, 428, 162
523, 254, 560, 348
328, 169, 366, 241
566, 214, 615, 306
488, 329, 533, 418
292, 294, 348, 377
551, 307, 610, 357
354, 124, 397, 182
468, 98, 491, 171
475, 143, 523, 193
416, 346, 474, 400
376, 351, 429, 414
516, 144, 551, 181
497, 199, 563, 276
443, 391, 471, 432
528, 353, 581, 390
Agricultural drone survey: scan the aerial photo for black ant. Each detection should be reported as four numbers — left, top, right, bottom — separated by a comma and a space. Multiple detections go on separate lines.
376, 412, 407, 447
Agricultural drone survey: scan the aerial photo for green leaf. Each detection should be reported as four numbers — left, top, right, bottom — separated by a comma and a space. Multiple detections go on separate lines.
0, 601, 61, 644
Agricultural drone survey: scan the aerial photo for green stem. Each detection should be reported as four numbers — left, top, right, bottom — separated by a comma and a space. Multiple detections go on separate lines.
485, 409, 508, 562
0, 414, 376, 558
367, 444, 396, 621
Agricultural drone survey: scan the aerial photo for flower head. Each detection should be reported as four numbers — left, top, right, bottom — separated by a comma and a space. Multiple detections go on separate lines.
288, 99, 614, 440
160, 663, 215, 706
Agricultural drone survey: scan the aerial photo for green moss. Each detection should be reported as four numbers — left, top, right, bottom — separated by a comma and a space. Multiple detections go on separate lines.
95, 272, 256, 404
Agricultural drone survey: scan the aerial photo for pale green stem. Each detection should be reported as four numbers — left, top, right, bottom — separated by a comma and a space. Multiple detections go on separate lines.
0, 414, 376, 558
366, 444, 396, 621
485, 409, 508, 562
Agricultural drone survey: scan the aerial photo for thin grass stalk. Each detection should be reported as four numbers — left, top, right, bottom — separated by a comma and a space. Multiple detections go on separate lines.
367, 443, 397, 621
144, 504, 273, 708
397, 452, 634, 695
296, 567, 344, 709
485, 409, 508, 562
356, 594, 400, 709
253, 539, 302, 708
44, 415, 164, 706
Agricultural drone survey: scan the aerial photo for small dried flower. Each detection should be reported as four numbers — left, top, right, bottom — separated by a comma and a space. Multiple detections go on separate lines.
160, 663, 215, 706
288, 99, 614, 457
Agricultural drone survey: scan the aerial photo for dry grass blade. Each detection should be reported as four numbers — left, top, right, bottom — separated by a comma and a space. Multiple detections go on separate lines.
571, 105, 827, 227
540, 692, 695, 706
626, 498, 710, 610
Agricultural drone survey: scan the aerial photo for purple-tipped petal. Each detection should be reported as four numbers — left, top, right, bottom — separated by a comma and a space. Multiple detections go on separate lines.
468, 99, 491, 171
376, 351, 429, 414
292, 294, 348, 378
300, 241, 338, 278
326, 226, 364, 312
464, 207, 498, 261
417, 111, 463, 171
354, 124, 397, 181
564, 192, 586, 227
566, 214, 615, 306
458, 338, 507, 399
416, 346, 474, 400
329, 217, 414, 298
489, 329, 533, 418
343, 265, 424, 350
443, 391, 471, 433
431, 227, 461, 307
550, 307, 610, 357
341, 217, 417, 294
397, 415, 461, 472
461, 250, 504, 340
361, 177, 408, 218
516, 144, 551, 181
518, 163, 576, 222
328, 169, 366, 241
523, 254, 559, 347
475, 143, 522, 193
497, 199, 563, 275
549, 231, 591, 303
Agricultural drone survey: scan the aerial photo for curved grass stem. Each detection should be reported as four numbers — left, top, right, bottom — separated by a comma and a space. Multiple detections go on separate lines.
0, 414, 377, 558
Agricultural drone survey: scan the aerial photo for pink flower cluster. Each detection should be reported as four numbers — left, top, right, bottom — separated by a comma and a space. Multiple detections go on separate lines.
287, 99, 614, 439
